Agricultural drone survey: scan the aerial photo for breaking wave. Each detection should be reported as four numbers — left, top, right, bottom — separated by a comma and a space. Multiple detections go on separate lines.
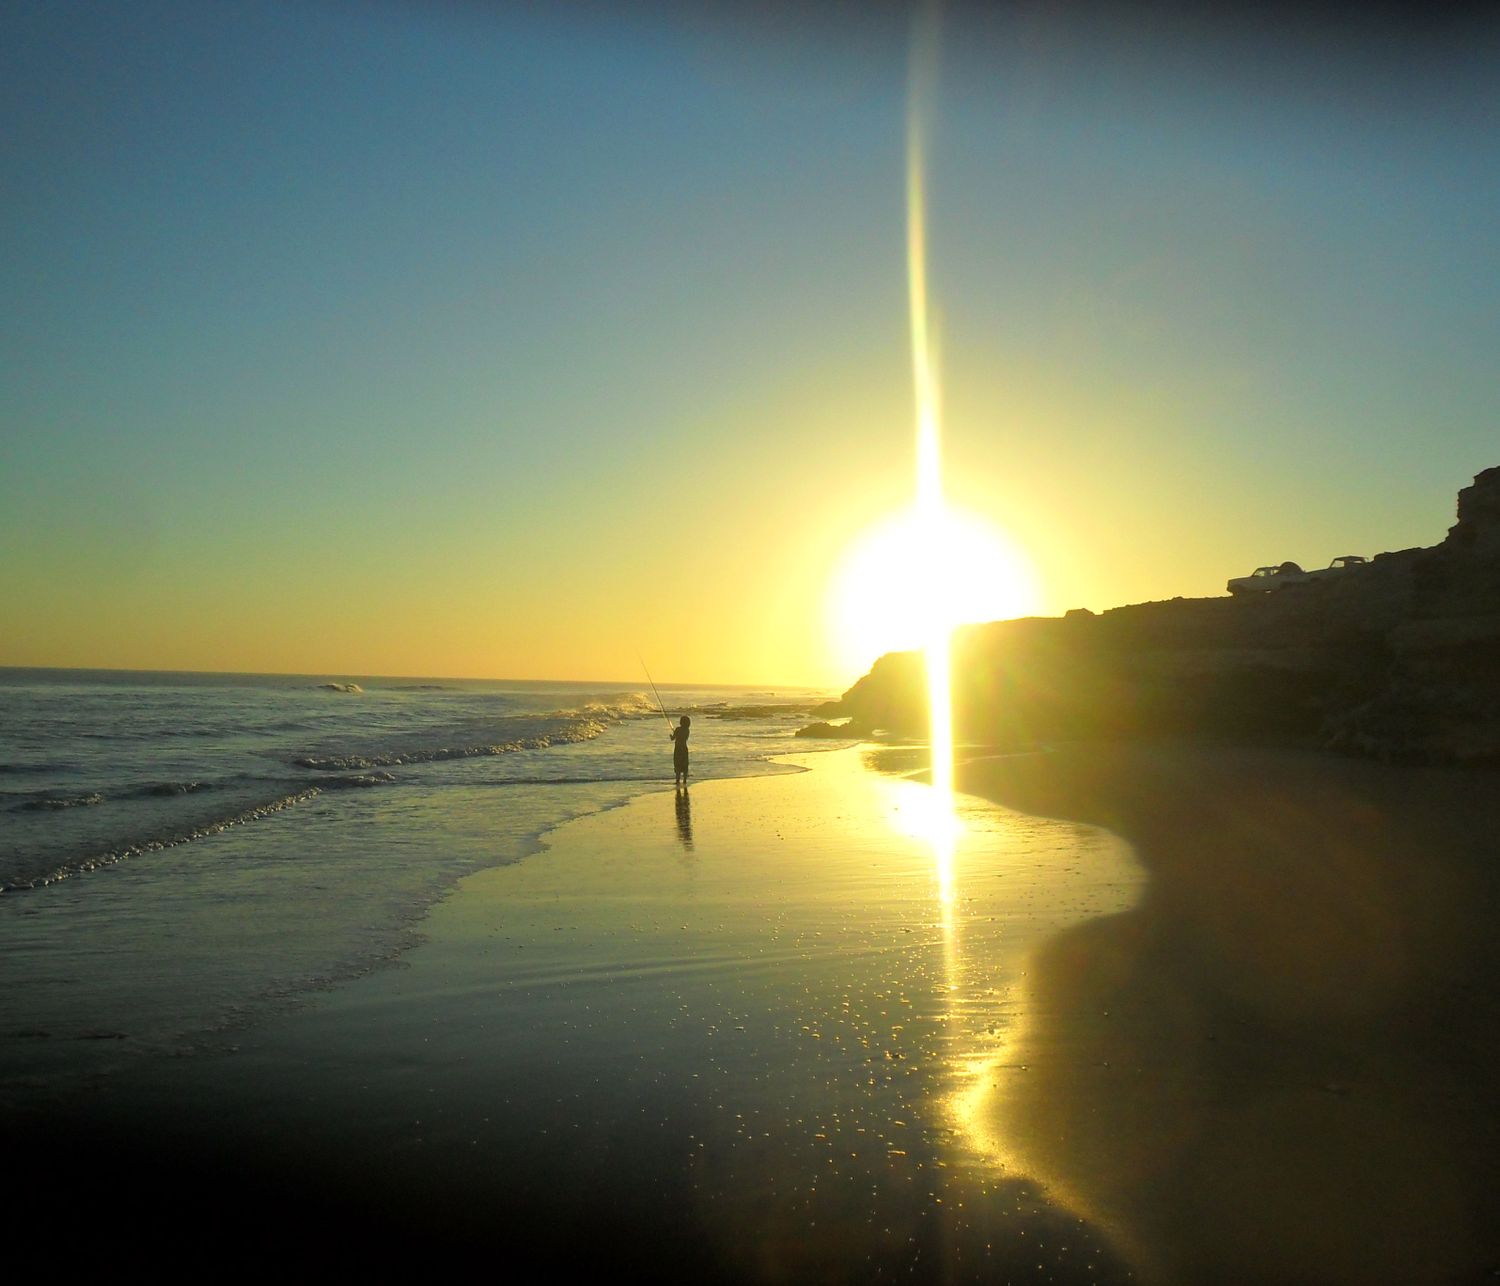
11, 781, 213, 812
2, 787, 325, 893
559, 693, 657, 720
15, 791, 105, 812
318, 772, 397, 789
291, 696, 655, 773
0, 679, 808, 899
293, 729, 601, 771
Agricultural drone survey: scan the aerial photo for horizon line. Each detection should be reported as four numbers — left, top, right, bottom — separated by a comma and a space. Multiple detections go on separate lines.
0, 661, 839, 690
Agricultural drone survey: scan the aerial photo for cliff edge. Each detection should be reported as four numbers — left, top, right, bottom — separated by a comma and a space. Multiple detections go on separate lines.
820, 467, 1500, 765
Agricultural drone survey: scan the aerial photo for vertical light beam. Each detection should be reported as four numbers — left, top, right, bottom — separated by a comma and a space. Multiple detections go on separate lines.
907, 6, 955, 874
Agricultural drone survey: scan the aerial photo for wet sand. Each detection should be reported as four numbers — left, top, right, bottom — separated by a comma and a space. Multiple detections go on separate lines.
957, 743, 1500, 1285
13, 743, 1496, 1282
12, 749, 1143, 1279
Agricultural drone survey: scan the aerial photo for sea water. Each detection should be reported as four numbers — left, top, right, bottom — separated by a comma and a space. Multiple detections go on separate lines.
0, 668, 837, 1097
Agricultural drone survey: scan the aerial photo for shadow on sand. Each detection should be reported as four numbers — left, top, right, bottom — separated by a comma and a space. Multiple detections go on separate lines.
958, 743, 1500, 1284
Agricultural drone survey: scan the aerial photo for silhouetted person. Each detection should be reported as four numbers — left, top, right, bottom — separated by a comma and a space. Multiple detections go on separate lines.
670, 715, 690, 788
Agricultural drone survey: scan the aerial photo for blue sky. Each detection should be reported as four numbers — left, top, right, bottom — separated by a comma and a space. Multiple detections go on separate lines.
3, 1, 1497, 683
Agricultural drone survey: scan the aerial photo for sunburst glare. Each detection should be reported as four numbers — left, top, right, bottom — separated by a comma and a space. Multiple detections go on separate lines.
908, 2, 953, 811
826, 505, 1036, 681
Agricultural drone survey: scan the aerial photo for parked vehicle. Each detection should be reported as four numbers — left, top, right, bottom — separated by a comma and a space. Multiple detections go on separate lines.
1227, 562, 1309, 594
1307, 555, 1369, 581
1227, 555, 1368, 594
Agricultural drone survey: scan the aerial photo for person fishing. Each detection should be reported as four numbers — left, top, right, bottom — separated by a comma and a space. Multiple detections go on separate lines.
640, 660, 690, 789
669, 715, 690, 788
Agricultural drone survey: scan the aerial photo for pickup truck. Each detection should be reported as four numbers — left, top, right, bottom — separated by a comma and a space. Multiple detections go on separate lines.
1226, 556, 1367, 595
1307, 555, 1369, 581
1227, 562, 1308, 594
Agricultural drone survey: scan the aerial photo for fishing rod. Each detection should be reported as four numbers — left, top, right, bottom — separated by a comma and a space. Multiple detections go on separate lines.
638, 657, 673, 731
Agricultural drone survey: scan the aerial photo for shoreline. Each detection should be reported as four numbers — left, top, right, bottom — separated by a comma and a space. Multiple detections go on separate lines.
12, 746, 1144, 1279
12, 739, 1495, 1281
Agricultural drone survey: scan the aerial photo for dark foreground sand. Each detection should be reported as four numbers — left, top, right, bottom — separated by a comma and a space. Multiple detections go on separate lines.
11, 744, 1499, 1283
957, 744, 1500, 1285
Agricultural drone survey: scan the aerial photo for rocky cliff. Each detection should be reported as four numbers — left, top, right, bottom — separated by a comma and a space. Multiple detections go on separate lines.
819, 467, 1500, 765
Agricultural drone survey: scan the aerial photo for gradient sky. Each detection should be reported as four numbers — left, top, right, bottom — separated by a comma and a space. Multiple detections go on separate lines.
3, 1, 1497, 686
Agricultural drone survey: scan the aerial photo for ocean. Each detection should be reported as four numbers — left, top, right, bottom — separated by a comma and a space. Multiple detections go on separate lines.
0, 668, 837, 1096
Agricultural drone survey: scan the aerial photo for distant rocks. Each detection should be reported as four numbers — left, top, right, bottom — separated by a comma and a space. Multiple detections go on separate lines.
826, 467, 1500, 766
702, 703, 816, 721
794, 719, 873, 739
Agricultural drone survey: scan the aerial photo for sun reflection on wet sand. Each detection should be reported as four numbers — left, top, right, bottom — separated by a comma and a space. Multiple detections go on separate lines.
899, 771, 1031, 1165
887, 778, 961, 909
904, 6, 999, 1236
878, 755, 1149, 1275
136, 745, 1150, 1280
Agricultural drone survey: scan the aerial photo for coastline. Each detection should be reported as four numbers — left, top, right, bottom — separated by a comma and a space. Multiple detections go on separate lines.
12, 738, 1493, 1281
11, 746, 1145, 1279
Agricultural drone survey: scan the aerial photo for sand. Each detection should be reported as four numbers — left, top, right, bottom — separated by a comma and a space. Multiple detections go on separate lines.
956, 743, 1500, 1285
13, 743, 1499, 1282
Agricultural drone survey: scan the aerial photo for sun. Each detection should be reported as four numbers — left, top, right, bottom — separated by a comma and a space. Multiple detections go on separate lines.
826, 505, 1039, 680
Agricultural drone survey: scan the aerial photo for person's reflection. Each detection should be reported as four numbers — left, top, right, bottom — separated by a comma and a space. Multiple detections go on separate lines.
674, 786, 694, 852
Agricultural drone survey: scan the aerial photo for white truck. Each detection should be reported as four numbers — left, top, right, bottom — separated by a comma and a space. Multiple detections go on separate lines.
1227, 555, 1367, 595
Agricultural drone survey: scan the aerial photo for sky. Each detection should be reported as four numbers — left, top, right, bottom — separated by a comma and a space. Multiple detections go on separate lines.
2, 0, 1497, 687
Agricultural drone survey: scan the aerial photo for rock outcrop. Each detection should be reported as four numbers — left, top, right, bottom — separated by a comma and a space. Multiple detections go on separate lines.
793, 719, 874, 739
820, 468, 1500, 765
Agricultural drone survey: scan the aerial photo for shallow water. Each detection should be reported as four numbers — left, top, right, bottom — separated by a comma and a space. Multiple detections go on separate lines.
75, 747, 1148, 1280
3, 671, 1153, 1278
0, 668, 834, 1096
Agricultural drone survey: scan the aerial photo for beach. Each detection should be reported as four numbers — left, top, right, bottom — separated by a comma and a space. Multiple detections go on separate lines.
957, 745, 1500, 1285
8, 744, 1140, 1280
7, 3, 1497, 1278
8, 726, 1500, 1280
